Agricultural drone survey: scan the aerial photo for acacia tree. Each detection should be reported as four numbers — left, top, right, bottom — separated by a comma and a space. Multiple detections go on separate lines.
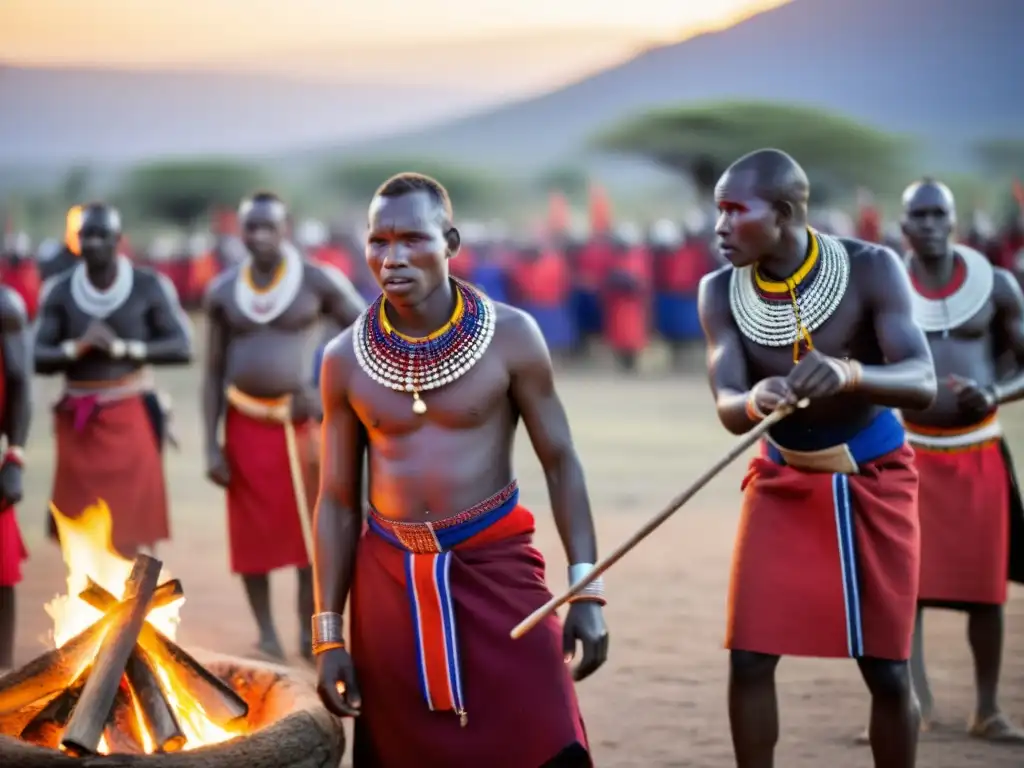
591, 101, 912, 204
318, 157, 505, 216
118, 158, 271, 227
974, 139, 1024, 179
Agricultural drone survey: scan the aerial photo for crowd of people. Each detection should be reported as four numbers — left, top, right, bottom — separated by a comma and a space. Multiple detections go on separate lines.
0, 159, 1022, 766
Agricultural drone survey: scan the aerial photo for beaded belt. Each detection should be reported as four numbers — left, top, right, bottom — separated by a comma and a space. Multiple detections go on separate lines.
225, 385, 291, 423
367, 480, 519, 555
765, 409, 906, 474
904, 413, 1002, 450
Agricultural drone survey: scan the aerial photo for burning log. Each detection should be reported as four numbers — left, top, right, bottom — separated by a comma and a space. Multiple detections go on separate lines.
0, 578, 183, 715
61, 554, 162, 756
102, 683, 144, 755
125, 649, 186, 753
18, 680, 83, 749
80, 578, 249, 728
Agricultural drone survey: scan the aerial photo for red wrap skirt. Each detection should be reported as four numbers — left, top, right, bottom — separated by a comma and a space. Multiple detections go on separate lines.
727, 420, 920, 661
350, 483, 589, 768
49, 393, 168, 557
908, 418, 1012, 605
224, 403, 317, 575
0, 506, 27, 586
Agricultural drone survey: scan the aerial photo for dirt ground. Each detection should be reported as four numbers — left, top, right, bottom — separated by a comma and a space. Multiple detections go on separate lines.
11, 332, 1024, 767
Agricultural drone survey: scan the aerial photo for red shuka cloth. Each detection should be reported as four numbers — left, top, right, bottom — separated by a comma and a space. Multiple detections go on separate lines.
49, 395, 168, 558
224, 406, 317, 575
603, 248, 651, 353
0, 347, 26, 586
913, 438, 1009, 605
726, 444, 920, 660
350, 505, 590, 768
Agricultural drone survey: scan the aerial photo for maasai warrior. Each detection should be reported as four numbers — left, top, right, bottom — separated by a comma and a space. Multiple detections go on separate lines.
698, 149, 936, 768
312, 173, 607, 767
602, 225, 651, 372
202, 191, 365, 661
34, 203, 192, 558
885, 179, 1024, 740
0, 285, 30, 669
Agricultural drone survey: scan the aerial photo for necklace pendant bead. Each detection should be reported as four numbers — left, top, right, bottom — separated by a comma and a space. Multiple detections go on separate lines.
412, 393, 427, 415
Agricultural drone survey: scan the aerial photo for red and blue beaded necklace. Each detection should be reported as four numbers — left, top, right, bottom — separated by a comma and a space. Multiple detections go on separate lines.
352, 278, 496, 414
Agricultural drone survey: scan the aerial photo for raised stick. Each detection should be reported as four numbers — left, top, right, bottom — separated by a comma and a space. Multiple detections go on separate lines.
61, 554, 163, 756
510, 400, 807, 640
79, 578, 249, 727
0, 578, 182, 714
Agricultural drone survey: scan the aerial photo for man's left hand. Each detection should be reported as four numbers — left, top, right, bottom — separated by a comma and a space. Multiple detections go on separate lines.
787, 349, 857, 400
562, 600, 609, 682
948, 374, 996, 418
0, 462, 23, 510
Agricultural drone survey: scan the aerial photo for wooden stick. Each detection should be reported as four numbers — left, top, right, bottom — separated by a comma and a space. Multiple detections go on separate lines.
283, 411, 316, 561
61, 554, 163, 756
510, 400, 807, 640
0, 579, 182, 715
125, 648, 187, 753
79, 579, 249, 727
102, 682, 144, 756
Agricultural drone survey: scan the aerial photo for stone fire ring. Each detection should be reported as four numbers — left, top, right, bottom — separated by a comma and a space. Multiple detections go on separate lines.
0, 652, 345, 767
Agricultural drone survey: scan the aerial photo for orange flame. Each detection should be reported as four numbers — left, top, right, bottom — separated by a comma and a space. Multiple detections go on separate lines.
47, 500, 236, 753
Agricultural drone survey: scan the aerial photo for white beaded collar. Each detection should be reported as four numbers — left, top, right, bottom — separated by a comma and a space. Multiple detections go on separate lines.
234, 242, 304, 324
906, 245, 993, 333
69, 255, 134, 318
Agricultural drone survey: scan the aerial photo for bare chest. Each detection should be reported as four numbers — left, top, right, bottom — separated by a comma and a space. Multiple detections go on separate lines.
221, 287, 322, 336
62, 290, 154, 340
741, 289, 871, 378
349, 354, 511, 435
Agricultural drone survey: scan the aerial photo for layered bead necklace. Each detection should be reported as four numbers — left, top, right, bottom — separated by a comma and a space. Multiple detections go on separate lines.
353, 278, 496, 414
729, 229, 850, 361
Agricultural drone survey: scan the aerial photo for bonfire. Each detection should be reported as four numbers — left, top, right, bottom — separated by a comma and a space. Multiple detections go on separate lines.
0, 500, 344, 766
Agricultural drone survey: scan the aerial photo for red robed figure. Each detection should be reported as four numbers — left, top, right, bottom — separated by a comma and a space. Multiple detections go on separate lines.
0, 345, 27, 587
602, 245, 651, 354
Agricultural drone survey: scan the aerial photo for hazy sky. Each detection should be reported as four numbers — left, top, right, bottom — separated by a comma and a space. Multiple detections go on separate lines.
1, 0, 787, 65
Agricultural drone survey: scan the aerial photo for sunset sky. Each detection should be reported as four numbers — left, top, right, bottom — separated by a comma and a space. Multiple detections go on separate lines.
1, 0, 788, 66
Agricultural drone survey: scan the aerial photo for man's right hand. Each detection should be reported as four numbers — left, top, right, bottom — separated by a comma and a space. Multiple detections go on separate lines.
316, 647, 362, 717
77, 320, 118, 355
750, 376, 798, 415
205, 447, 231, 488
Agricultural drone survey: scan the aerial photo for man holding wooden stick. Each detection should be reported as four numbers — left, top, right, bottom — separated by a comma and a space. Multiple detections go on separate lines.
201, 191, 364, 662
311, 173, 605, 767
855, 178, 1024, 742
698, 149, 936, 768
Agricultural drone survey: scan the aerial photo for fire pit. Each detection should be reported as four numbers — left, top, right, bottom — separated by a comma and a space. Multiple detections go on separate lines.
0, 501, 344, 766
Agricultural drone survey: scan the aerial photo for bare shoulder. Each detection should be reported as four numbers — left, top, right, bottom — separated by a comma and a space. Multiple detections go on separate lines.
841, 237, 905, 277
132, 266, 179, 299
493, 301, 548, 363
321, 324, 359, 388
0, 287, 27, 332
40, 271, 73, 309
305, 260, 347, 291
203, 266, 240, 313
992, 266, 1024, 306
697, 265, 734, 330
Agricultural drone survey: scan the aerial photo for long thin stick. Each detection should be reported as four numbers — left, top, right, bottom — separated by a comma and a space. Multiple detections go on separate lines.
510, 400, 805, 640
283, 414, 315, 561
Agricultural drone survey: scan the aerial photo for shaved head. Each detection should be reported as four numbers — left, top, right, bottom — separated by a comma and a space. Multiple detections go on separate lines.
722, 148, 810, 213
901, 178, 955, 213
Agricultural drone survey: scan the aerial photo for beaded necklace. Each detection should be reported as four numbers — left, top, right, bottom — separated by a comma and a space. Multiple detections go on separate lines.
353, 278, 496, 414
729, 229, 850, 361
906, 245, 993, 337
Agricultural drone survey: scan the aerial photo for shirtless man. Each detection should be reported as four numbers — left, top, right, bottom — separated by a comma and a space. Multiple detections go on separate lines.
698, 149, 936, 768
34, 203, 192, 558
202, 191, 364, 662
889, 179, 1024, 740
312, 173, 607, 767
0, 287, 30, 669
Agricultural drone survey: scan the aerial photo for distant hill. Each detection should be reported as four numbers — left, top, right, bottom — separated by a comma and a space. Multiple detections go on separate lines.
327, 0, 1024, 172
0, 66, 494, 166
